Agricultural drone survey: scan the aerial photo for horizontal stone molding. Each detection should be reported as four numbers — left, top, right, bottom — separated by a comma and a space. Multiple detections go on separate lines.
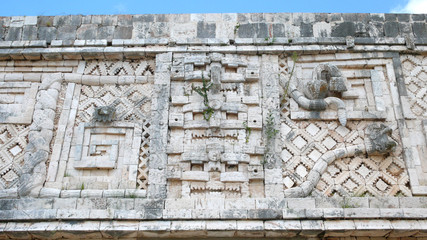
1, 44, 427, 62
1, 207, 427, 221
0, 219, 426, 239
0, 37, 415, 49
0, 197, 426, 210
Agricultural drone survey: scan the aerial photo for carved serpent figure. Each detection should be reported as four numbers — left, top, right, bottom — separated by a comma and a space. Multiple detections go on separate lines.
284, 123, 397, 198
289, 83, 348, 126
289, 63, 349, 126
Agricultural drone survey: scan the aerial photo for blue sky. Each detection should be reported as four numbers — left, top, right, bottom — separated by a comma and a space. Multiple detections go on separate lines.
0, 0, 426, 16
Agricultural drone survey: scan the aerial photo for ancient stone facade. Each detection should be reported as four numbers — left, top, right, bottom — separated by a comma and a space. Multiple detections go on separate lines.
0, 12, 426, 239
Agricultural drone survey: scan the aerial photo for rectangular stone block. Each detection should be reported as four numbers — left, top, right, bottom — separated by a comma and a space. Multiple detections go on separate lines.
248, 209, 282, 219
287, 198, 316, 209
163, 209, 192, 219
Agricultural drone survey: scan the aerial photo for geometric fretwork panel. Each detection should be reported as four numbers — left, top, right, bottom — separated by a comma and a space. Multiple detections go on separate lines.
281, 107, 411, 197
46, 79, 153, 191
137, 119, 150, 190
280, 53, 411, 197
84, 60, 154, 76
76, 84, 152, 124
400, 55, 427, 195
63, 121, 142, 190
0, 124, 29, 189
401, 55, 427, 118
166, 53, 266, 199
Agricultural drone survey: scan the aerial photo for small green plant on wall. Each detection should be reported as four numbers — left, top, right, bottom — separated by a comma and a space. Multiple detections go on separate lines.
192, 74, 214, 121
234, 22, 240, 35
243, 121, 252, 143
263, 110, 279, 165
265, 111, 279, 142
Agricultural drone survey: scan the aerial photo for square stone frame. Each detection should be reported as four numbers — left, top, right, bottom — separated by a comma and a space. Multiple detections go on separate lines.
0, 82, 38, 124
287, 52, 424, 196
44, 79, 149, 192
73, 122, 140, 171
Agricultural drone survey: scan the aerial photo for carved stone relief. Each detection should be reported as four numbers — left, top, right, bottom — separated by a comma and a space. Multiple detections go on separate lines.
0, 53, 417, 199
0, 124, 29, 189
280, 54, 410, 197
288, 55, 389, 124
45, 60, 154, 192
400, 55, 427, 195
167, 53, 267, 198
83, 60, 154, 77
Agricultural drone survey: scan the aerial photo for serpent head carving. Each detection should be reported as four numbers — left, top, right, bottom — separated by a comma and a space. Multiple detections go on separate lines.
365, 123, 397, 155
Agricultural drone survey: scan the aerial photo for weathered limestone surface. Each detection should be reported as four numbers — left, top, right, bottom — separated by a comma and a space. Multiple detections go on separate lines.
1, 13, 427, 42
0, 12, 426, 238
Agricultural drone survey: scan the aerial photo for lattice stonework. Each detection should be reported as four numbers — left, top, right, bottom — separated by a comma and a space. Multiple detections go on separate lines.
46, 59, 154, 190
281, 106, 410, 196
65, 83, 152, 189
400, 55, 427, 195
401, 55, 427, 117
137, 119, 150, 190
0, 124, 29, 189
76, 84, 152, 124
279, 54, 411, 197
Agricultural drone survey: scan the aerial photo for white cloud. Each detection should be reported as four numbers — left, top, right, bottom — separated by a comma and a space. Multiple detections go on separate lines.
392, 0, 427, 13
114, 3, 128, 14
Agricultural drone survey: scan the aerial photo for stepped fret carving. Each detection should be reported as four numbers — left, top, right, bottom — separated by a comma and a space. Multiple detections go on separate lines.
76, 84, 151, 124
84, 60, 155, 76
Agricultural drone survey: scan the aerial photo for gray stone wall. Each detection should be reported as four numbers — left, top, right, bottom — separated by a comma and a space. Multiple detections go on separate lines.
0, 13, 427, 42
0, 12, 426, 239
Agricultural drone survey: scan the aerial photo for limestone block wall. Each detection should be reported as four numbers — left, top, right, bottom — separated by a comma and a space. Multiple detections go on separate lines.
0, 12, 426, 239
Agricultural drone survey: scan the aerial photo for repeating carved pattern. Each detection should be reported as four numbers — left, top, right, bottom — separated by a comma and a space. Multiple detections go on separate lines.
0, 124, 29, 189
400, 55, 427, 117
50, 81, 153, 190
76, 84, 152, 124
279, 55, 411, 197
400, 55, 427, 195
281, 106, 410, 196
137, 119, 150, 190
166, 53, 265, 198
84, 60, 155, 76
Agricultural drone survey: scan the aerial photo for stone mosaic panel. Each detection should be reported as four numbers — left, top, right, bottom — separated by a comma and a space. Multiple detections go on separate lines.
281, 112, 410, 196
400, 55, 427, 195
137, 119, 150, 190
83, 60, 154, 76
288, 55, 390, 123
166, 53, 268, 198
401, 55, 427, 118
279, 54, 410, 197
64, 121, 142, 189
0, 124, 29, 189
75, 84, 151, 124
45, 60, 154, 191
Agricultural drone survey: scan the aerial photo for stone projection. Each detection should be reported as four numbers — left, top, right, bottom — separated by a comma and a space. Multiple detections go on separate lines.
0, 12, 425, 239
